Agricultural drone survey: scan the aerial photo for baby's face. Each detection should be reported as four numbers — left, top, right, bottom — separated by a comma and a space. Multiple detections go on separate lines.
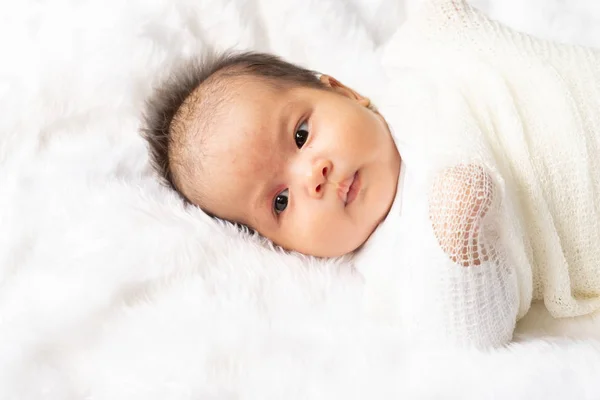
187, 75, 400, 257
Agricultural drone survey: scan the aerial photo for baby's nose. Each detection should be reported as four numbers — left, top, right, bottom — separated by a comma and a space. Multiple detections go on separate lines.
307, 159, 332, 198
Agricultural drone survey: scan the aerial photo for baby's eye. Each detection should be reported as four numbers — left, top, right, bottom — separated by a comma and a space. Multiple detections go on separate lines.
273, 189, 289, 214
295, 121, 309, 149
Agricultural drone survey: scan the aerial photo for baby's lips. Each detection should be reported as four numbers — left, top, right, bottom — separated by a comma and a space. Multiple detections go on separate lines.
345, 171, 361, 206
336, 174, 355, 203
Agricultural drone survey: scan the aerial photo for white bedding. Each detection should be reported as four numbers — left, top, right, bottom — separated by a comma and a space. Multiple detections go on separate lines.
1, 0, 599, 398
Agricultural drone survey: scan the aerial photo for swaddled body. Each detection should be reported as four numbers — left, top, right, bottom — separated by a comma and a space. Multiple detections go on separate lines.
142, 0, 600, 350
356, 0, 600, 348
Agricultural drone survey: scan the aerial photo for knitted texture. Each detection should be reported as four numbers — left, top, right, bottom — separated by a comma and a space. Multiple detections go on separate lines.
357, 0, 600, 349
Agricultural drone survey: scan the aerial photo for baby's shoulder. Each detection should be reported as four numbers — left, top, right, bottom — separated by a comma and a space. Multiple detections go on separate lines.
428, 164, 495, 206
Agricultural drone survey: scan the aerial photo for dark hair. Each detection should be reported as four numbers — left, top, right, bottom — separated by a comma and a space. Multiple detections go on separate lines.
140, 51, 324, 206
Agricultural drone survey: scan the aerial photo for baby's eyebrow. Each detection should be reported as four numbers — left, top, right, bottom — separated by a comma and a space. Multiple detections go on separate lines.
253, 179, 271, 215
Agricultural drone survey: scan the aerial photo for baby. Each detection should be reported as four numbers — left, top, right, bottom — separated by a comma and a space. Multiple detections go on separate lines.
143, 0, 600, 349
143, 52, 400, 258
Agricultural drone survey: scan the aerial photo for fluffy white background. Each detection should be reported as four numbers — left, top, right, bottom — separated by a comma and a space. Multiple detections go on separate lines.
1, 0, 600, 399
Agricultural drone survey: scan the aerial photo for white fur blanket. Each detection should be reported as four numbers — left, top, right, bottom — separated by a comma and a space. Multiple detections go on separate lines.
1, 0, 600, 398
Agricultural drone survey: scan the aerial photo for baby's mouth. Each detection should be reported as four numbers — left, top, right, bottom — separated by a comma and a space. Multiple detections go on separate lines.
337, 171, 360, 206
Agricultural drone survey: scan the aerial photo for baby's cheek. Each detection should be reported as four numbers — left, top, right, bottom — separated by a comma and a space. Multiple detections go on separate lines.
313, 211, 364, 256
298, 211, 336, 243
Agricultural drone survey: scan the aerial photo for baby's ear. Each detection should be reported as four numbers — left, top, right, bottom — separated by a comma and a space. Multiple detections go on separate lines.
319, 75, 371, 108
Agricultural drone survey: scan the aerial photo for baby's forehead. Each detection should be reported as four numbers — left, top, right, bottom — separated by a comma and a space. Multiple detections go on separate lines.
198, 77, 286, 134
177, 74, 296, 183
208, 101, 282, 163
182, 74, 279, 132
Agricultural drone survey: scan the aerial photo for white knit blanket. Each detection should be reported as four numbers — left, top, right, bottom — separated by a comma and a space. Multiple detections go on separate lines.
1, 0, 599, 399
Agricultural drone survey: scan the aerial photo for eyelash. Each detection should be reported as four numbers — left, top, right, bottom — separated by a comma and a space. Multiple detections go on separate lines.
272, 118, 311, 216
294, 119, 310, 149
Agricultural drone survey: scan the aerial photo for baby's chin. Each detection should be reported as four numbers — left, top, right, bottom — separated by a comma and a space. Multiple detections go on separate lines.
294, 229, 374, 258
301, 245, 360, 259
292, 204, 393, 258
